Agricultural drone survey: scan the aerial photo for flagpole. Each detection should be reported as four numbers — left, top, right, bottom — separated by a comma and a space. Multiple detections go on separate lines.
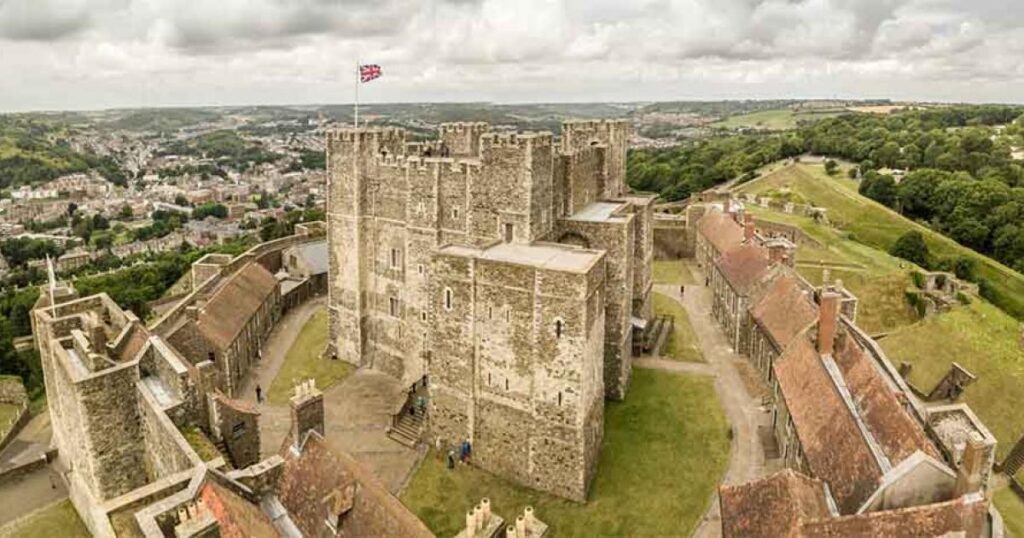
354, 61, 360, 128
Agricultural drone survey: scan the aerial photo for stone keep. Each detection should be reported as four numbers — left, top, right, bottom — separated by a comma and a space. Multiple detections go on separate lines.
325, 119, 654, 500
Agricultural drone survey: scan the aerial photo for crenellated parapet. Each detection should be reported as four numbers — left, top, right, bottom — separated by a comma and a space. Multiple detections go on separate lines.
480, 131, 554, 150
439, 122, 491, 157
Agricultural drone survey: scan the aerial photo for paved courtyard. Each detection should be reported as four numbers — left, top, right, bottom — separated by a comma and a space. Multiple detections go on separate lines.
239, 299, 420, 493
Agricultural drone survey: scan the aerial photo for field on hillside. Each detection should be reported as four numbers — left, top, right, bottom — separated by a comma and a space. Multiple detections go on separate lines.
743, 205, 918, 334
881, 300, 1024, 460
714, 108, 844, 131
736, 163, 1024, 320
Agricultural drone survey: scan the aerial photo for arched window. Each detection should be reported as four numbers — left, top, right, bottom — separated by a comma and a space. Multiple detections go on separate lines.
554, 319, 565, 339
443, 288, 453, 311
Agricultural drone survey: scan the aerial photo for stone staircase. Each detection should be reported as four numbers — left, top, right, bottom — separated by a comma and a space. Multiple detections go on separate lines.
213, 438, 234, 469
388, 410, 424, 448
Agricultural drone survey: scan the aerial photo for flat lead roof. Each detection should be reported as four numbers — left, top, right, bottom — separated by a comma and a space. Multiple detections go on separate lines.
438, 242, 601, 272
568, 201, 627, 222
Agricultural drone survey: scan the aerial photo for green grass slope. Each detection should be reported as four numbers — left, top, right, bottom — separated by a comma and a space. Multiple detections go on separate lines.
736, 163, 1024, 320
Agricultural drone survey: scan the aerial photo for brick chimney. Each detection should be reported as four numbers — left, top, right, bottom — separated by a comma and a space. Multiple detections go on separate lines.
743, 214, 755, 242
174, 500, 218, 538
291, 379, 324, 449
954, 432, 988, 496
817, 291, 841, 355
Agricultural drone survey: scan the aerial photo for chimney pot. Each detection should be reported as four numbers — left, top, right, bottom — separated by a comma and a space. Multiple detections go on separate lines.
955, 431, 988, 496
817, 292, 841, 355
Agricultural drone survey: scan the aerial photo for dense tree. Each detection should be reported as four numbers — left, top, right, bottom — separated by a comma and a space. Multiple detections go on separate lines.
858, 171, 897, 208
890, 231, 930, 267
193, 203, 228, 220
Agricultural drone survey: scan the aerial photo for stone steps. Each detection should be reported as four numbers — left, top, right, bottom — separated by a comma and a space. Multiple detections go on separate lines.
387, 411, 425, 448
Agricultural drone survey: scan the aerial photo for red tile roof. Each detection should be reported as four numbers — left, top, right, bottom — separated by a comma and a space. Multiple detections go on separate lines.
698, 210, 745, 255
277, 432, 433, 538
715, 244, 772, 295
772, 338, 883, 514
199, 263, 278, 351
719, 469, 832, 537
721, 470, 989, 538
801, 495, 988, 537
750, 272, 817, 350
198, 480, 278, 538
833, 335, 943, 464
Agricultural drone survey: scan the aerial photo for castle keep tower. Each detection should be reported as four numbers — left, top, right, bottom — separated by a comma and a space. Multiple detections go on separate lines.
326, 119, 653, 500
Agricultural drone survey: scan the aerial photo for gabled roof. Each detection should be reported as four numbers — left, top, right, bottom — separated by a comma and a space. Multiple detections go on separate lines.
801, 495, 988, 537
772, 337, 884, 514
833, 335, 943, 465
719, 469, 833, 537
715, 243, 772, 295
698, 210, 745, 254
277, 431, 433, 538
199, 263, 278, 351
750, 272, 817, 350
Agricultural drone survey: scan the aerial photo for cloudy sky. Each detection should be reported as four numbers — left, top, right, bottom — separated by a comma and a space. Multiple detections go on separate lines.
0, 0, 1022, 112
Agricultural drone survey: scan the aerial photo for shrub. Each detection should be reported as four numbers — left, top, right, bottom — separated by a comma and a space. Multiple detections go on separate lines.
890, 231, 930, 267
910, 271, 925, 289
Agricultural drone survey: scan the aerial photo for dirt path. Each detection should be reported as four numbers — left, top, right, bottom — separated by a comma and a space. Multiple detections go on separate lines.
238, 296, 325, 402
651, 264, 769, 538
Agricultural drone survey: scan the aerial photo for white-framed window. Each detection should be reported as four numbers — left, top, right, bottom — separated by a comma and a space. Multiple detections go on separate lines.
390, 248, 401, 269
389, 296, 400, 317
443, 288, 454, 311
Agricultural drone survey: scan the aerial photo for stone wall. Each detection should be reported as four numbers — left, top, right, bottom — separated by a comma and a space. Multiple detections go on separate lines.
138, 381, 197, 480
0, 375, 29, 454
429, 248, 606, 501
653, 213, 690, 259
210, 393, 260, 469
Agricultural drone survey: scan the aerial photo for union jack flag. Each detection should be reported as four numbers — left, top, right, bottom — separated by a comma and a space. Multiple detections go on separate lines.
359, 64, 382, 83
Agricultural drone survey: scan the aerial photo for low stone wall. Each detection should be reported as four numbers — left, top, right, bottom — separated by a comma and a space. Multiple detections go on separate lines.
752, 217, 823, 247
652, 214, 690, 260
0, 376, 30, 455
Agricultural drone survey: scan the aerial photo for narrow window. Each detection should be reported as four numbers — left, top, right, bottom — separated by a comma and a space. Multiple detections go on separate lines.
488, 306, 493, 320
417, 264, 424, 275
421, 311, 427, 322
389, 297, 400, 317
558, 391, 563, 406
452, 207, 460, 219
505, 378, 509, 391
505, 309, 511, 322
555, 319, 564, 339
390, 248, 400, 269
504, 223, 514, 242
444, 288, 453, 311
488, 373, 492, 385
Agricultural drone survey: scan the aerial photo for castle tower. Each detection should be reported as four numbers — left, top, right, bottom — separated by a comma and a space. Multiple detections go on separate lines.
561, 120, 632, 199
476, 132, 555, 244
439, 122, 490, 157
325, 128, 407, 367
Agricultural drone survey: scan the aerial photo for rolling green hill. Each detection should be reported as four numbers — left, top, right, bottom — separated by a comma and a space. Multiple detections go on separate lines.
735, 163, 1024, 320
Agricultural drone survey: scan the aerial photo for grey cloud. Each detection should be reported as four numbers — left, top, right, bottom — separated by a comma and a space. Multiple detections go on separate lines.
0, 0, 93, 41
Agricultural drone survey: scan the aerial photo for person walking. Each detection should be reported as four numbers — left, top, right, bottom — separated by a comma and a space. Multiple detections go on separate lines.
447, 450, 456, 470
255, 385, 263, 403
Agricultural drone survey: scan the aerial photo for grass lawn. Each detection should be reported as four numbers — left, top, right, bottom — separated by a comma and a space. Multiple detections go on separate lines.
267, 307, 353, 405
994, 487, 1024, 538
653, 292, 704, 362
653, 260, 695, 285
880, 300, 1024, 459
737, 163, 1024, 320
743, 204, 918, 334
400, 369, 730, 537
0, 403, 19, 437
180, 425, 222, 462
0, 499, 90, 538
714, 109, 797, 130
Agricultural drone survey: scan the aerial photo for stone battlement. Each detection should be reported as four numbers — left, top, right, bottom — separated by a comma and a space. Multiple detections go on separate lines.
373, 153, 482, 174
562, 118, 632, 130
326, 127, 406, 143
439, 121, 489, 133
480, 131, 554, 149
